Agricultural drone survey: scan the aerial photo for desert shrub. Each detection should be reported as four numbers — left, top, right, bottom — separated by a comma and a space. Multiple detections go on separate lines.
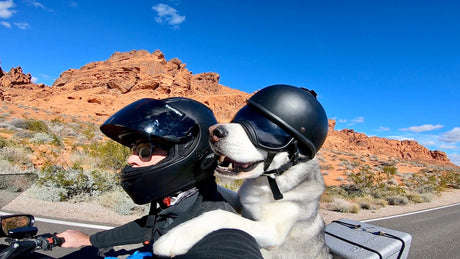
0, 168, 38, 192
0, 159, 22, 174
0, 146, 33, 166
34, 165, 118, 201
404, 170, 442, 194
10, 118, 28, 130
386, 196, 409, 205
0, 136, 10, 148
88, 140, 130, 171
30, 132, 54, 144
383, 166, 398, 178
332, 198, 360, 213
439, 170, 460, 189
355, 195, 387, 210
321, 186, 348, 203
25, 119, 49, 133
98, 185, 148, 215
343, 165, 407, 199
404, 191, 426, 203
13, 131, 34, 139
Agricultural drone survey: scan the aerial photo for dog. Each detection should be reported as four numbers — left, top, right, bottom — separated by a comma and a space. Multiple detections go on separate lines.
153, 122, 331, 258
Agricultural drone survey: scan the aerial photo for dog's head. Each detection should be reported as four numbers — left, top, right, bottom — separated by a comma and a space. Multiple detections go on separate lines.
209, 123, 291, 180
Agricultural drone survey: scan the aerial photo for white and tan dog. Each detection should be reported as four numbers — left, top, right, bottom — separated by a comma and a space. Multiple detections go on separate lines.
154, 122, 331, 258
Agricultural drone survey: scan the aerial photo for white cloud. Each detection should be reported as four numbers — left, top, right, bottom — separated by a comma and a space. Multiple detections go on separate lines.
351, 116, 364, 123
448, 153, 460, 166
152, 3, 185, 28
438, 144, 458, 150
31, 76, 38, 83
26, 0, 44, 9
1, 20, 10, 27
376, 126, 390, 132
423, 140, 436, 146
0, 0, 15, 19
439, 127, 460, 143
14, 22, 29, 29
400, 124, 443, 133
387, 135, 414, 141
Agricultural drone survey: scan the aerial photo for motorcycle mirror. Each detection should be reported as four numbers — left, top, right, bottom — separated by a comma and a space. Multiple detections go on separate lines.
8, 226, 38, 239
0, 214, 35, 237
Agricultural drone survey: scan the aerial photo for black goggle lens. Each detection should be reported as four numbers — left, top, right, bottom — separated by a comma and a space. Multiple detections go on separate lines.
231, 106, 293, 150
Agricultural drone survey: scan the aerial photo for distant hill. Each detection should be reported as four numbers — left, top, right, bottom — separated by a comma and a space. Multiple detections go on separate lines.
1, 49, 457, 185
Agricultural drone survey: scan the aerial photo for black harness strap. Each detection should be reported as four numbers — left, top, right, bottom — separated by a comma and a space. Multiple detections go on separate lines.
262, 142, 302, 200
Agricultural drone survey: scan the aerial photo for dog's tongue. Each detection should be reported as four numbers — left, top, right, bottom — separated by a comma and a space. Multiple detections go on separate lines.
220, 156, 251, 169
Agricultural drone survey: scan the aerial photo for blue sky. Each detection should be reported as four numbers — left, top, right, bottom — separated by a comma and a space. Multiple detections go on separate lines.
1, 0, 459, 165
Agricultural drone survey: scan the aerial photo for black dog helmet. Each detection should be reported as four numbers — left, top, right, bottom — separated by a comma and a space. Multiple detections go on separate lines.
100, 97, 217, 204
232, 84, 328, 158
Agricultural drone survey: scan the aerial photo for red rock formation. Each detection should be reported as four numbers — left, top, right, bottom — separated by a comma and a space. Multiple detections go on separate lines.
0, 49, 456, 171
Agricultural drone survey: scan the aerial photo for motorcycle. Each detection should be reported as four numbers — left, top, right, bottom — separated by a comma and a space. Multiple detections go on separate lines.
0, 214, 64, 259
0, 214, 153, 259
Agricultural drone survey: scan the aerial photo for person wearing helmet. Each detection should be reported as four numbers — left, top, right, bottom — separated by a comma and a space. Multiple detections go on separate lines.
57, 97, 262, 258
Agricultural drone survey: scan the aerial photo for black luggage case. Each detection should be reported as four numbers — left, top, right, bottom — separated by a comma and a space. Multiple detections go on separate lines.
325, 218, 412, 259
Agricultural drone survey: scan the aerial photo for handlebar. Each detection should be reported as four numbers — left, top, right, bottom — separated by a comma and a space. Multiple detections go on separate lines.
0, 233, 65, 259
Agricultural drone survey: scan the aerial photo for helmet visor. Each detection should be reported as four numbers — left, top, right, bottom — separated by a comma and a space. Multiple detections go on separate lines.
101, 98, 199, 146
231, 105, 294, 150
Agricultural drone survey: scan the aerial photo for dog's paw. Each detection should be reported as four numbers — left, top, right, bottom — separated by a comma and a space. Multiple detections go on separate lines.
153, 224, 204, 257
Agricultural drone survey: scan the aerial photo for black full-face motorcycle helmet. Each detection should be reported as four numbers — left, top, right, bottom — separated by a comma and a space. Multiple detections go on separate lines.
232, 84, 328, 158
100, 97, 217, 205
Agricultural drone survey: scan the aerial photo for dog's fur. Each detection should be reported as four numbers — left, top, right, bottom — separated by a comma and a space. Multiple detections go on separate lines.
154, 123, 331, 258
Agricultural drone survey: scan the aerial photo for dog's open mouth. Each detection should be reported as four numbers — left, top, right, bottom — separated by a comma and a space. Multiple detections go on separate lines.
215, 156, 263, 175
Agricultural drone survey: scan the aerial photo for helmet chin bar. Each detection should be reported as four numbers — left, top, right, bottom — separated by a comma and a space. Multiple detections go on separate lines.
262, 140, 303, 200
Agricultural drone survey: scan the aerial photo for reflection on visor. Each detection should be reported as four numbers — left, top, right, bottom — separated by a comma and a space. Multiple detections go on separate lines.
143, 104, 197, 143
102, 98, 199, 146
232, 106, 293, 150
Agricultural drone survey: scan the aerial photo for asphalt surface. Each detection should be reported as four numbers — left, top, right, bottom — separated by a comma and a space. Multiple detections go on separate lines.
2, 188, 459, 258
369, 203, 460, 259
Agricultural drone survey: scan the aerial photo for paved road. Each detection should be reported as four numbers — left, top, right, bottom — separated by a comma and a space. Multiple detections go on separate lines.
367, 203, 460, 259
2, 203, 460, 258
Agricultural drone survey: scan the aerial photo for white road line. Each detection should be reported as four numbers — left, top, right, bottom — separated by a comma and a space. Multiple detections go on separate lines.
0, 211, 114, 230
362, 202, 460, 222
3, 202, 460, 229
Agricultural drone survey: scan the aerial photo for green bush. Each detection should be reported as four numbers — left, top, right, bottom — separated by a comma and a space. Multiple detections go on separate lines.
25, 119, 49, 133
88, 140, 130, 171
35, 165, 118, 201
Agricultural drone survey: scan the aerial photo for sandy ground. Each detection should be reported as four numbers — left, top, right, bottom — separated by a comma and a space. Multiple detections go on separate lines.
1, 188, 460, 226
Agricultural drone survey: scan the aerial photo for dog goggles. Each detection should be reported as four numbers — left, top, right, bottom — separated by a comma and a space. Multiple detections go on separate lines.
232, 105, 294, 151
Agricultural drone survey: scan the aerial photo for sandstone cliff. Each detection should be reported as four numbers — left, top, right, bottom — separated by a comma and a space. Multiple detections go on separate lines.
0, 49, 457, 185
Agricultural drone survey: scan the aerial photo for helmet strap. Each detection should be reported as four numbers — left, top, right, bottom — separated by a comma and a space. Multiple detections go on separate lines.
262, 140, 301, 200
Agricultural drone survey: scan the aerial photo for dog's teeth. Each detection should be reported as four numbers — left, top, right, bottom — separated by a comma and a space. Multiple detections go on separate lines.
219, 156, 225, 163
228, 163, 233, 169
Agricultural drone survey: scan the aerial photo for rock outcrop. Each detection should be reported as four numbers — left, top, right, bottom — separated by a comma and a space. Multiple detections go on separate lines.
324, 120, 451, 163
0, 49, 456, 170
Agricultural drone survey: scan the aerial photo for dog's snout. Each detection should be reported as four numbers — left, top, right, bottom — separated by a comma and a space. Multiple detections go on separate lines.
209, 125, 228, 143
